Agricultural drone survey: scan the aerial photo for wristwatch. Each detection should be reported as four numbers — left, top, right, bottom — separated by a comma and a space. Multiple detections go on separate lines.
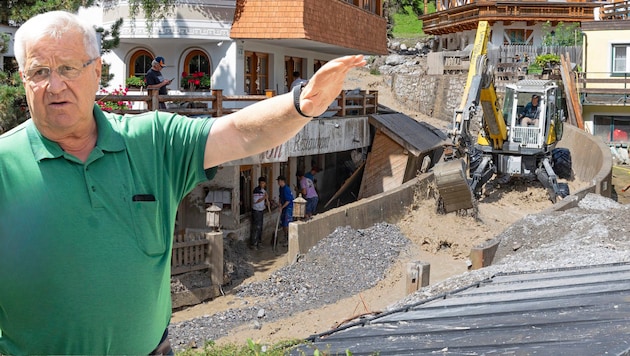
292, 82, 311, 118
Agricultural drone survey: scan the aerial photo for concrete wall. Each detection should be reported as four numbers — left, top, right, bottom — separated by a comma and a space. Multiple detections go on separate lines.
287, 175, 429, 263
557, 124, 613, 199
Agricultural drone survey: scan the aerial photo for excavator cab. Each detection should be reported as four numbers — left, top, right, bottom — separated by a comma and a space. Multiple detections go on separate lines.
502, 79, 565, 153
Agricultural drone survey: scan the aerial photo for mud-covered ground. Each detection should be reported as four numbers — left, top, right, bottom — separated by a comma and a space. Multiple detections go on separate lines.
168, 66, 630, 351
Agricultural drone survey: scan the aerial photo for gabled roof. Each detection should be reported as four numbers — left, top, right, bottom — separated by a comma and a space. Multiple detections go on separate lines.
296, 263, 630, 355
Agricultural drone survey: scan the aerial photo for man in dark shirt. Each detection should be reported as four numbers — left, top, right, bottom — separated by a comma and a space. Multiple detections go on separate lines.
145, 56, 172, 109
251, 177, 268, 249
519, 94, 540, 126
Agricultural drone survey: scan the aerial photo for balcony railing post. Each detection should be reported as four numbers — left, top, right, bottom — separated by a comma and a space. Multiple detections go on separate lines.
147, 89, 159, 111
212, 89, 223, 117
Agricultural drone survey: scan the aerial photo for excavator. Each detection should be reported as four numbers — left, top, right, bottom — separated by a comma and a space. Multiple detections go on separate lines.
433, 21, 572, 213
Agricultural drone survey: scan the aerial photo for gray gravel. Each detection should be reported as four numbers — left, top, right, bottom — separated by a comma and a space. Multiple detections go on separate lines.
168, 223, 409, 350
169, 193, 630, 351
392, 193, 630, 308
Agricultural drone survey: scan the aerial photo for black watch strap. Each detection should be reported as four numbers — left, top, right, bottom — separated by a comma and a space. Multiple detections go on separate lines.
292, 83, 311, 118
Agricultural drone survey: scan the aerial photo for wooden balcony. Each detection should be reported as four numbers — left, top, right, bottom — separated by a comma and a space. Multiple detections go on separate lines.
598, 0, 630, 21
95, 89, 378, 118
420, 1, 601, 35
577, 72, 630, 106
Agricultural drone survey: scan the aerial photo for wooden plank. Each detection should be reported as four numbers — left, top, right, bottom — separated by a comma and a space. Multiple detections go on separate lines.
173, 240, 210, 248
171, 263, 211, 275
581, 88, 630, 95
560, 53, 584, 129
559, 53, 576, 127
358, 130, 408, 199
577, 78, 630, 85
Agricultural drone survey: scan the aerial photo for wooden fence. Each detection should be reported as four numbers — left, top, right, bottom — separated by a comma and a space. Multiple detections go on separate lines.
171, 229, 212, 275
96, 88, 379, 118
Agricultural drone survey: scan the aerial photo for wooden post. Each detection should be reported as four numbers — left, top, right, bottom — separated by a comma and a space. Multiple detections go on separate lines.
469, 239, 500, 270
212, 89, 223, 117
405, 261, 430, 295
360, 90, 367, 115
206, 230, 223, 287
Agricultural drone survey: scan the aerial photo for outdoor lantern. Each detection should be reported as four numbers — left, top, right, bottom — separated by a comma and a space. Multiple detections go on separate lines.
293, 193, 307, 221
206, 203, 222, 231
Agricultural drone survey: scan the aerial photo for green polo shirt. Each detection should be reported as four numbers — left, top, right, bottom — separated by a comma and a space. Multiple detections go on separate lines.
0, 105, 216, 354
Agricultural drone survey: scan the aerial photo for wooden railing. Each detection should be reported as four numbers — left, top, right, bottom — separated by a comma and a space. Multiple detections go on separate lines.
577, 72, 630, 104
598, 0, 630, 21
96, 89, 379, 117
422, 1, 597, 34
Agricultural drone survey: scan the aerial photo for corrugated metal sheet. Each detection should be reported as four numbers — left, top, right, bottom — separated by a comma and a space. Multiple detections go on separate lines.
295, 263, 630, 355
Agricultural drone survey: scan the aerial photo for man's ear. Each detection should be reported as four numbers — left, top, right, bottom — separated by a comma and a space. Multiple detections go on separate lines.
94, 57, 103, 85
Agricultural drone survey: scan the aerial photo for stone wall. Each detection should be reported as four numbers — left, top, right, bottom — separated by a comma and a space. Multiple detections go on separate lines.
377, 55, 467, 123
391, 72, 467, 123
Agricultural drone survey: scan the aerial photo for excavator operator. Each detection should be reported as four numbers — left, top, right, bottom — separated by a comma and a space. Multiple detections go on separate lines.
519, 94, 540, 126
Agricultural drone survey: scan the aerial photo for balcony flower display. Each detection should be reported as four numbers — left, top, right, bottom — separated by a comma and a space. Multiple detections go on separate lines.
97, 85, 132, 112
181, 71, 211, 91
125, 75, 145, 89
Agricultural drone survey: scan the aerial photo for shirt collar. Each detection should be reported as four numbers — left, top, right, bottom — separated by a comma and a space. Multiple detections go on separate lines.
27, 104, 126, 162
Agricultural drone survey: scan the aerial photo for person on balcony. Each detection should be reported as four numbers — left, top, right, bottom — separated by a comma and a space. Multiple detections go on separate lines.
145, 56, 172, 109
0, 10, 365, 355
519, 94, 541, 126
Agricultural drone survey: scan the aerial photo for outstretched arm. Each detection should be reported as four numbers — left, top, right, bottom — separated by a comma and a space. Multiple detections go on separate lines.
204, 55, 366, 168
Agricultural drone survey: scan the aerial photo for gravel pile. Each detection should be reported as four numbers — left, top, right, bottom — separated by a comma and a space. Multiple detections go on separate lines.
168, 223, 409, 350
392, 193, 630, 308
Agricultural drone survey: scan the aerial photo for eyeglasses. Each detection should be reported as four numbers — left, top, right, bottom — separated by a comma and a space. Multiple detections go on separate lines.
24, 57, 99, 84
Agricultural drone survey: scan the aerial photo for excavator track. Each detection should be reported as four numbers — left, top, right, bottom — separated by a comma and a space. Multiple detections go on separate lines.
433, 159, 474, 213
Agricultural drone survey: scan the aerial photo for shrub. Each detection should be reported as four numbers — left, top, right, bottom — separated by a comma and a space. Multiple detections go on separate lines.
535, 54, 560, 68
125, 75, 145, 88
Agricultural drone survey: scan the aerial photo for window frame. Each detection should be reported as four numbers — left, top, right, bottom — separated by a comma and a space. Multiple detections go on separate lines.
612, 43, 630, 74
128, 49, 154, 79
182, 49, 212, 89
244, 51, 269, 94
593, 114, 630, 143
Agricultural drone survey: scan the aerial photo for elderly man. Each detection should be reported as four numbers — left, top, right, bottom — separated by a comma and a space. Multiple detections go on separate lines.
145, 56, 172, 109
0, 10, 365, 355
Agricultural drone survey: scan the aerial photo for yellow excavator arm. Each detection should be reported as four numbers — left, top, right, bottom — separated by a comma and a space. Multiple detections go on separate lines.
453, 20, 507, 151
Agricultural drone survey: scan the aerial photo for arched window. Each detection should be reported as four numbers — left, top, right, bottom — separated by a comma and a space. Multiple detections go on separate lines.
128, 50, 154, 79
182, 50, 211, 90
184, 50, 211, 75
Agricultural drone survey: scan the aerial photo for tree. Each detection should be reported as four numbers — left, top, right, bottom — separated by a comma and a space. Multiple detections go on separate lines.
541, 21, 583, 46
